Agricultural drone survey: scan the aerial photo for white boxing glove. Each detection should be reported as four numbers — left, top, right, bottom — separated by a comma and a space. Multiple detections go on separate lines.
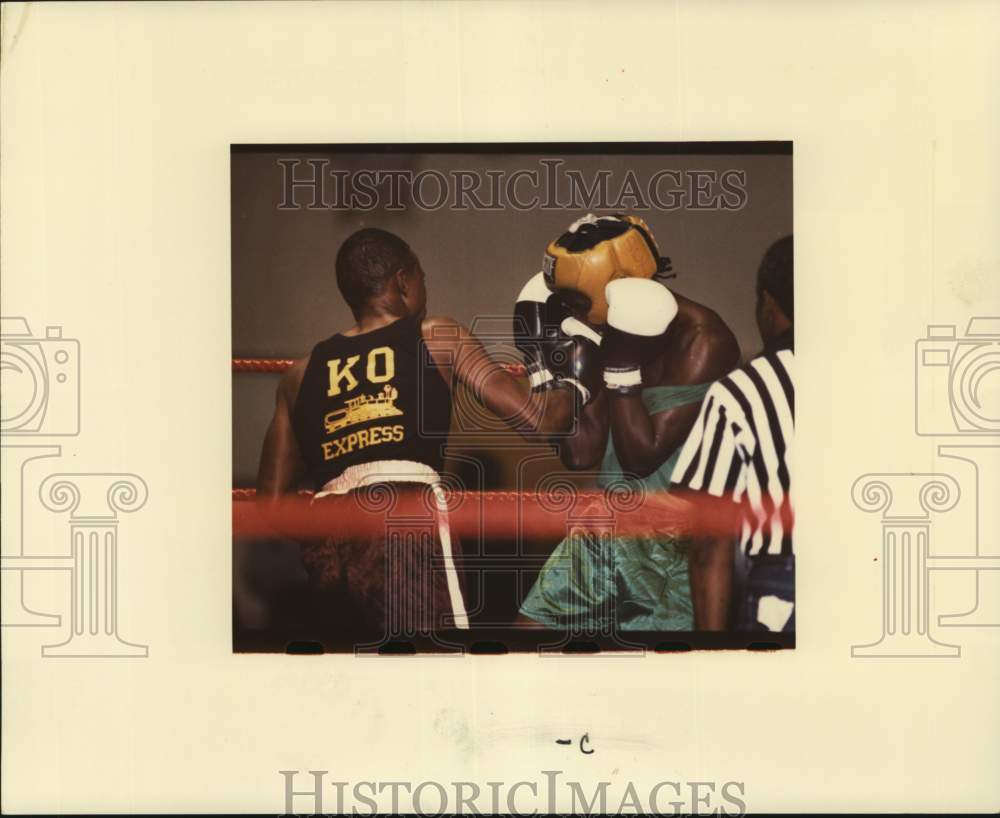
601, 279, 679, 394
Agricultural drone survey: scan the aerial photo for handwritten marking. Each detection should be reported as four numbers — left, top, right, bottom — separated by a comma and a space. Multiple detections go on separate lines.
555, 734, 595, 754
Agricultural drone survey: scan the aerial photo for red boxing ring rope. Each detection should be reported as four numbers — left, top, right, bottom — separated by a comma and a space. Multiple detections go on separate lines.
233, 487, 792, 544
233, 358, 527, 376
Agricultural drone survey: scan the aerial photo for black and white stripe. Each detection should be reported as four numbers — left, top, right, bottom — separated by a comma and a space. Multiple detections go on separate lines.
671, 349, 794, 556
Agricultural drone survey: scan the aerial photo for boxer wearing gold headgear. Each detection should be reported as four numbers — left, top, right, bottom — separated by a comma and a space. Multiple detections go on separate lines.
542, 214, 671, 325
517, 216, 743, 633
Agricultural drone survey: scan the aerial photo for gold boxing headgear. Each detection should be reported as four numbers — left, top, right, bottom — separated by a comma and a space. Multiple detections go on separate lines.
542, 214, 669, 325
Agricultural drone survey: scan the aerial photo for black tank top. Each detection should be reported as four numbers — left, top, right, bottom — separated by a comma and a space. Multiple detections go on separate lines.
291, 315, 452, 489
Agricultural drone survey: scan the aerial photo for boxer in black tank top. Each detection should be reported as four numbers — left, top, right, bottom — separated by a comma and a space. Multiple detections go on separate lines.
256, 227, 593, 643
291, 315, 451, 490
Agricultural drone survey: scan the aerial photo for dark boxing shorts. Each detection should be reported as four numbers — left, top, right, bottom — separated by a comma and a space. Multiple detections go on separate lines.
299, 462, 470, 637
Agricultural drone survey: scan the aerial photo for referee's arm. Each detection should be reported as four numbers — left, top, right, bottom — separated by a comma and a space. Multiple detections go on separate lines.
688, 537, 734, 630
671, 385, 748, 631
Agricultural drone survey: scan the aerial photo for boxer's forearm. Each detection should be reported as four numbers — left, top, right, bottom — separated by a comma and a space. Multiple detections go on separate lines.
502, 376, 575, 437
608, 394, 657, 475
609, 395, 689, 477
256, 374, 307, 535
558, 392, 609, 470
471, 366, 574, 437
533, 387, 575, 436
256, 441, 304, 536
609, 396, 697, 477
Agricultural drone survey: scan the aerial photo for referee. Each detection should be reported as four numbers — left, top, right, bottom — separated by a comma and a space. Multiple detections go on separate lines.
670, 236, 794, 632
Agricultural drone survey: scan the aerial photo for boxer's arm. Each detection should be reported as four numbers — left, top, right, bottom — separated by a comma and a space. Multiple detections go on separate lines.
688, 534, 734, 630
422, 316, 574, 436
256, 360, 307, 519
558, 390, 609, 470
609, 325, 738, 478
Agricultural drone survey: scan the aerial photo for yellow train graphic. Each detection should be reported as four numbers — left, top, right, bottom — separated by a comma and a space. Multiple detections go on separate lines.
324, 384, 403, 434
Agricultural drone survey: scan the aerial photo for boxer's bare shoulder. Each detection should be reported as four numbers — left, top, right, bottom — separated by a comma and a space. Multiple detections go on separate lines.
419, 315, 471, 376
420, 314, 468, 339
412, 315, 455, 390
660, 292, 741, 385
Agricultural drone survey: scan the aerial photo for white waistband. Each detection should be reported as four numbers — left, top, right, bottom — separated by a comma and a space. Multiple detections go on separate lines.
314, 460, 442, 498
313, 459, 469, 629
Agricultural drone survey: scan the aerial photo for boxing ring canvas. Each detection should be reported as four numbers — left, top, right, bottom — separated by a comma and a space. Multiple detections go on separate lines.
230, 143, 794, 653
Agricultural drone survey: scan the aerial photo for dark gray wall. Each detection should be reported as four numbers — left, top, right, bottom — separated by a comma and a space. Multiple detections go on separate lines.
231, 149, 792, 485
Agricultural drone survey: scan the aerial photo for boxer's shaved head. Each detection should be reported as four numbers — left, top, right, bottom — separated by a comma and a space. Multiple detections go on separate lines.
336, 227, 420, 315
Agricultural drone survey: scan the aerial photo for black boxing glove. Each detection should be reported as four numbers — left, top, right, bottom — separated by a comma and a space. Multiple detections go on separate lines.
602, 279, 678, 395
514, 272, 569, 392
546, 316, 604, 406
514, 273, 555, 392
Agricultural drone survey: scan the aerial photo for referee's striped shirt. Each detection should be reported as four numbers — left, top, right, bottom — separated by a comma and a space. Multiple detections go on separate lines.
670, 347, 795, 557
